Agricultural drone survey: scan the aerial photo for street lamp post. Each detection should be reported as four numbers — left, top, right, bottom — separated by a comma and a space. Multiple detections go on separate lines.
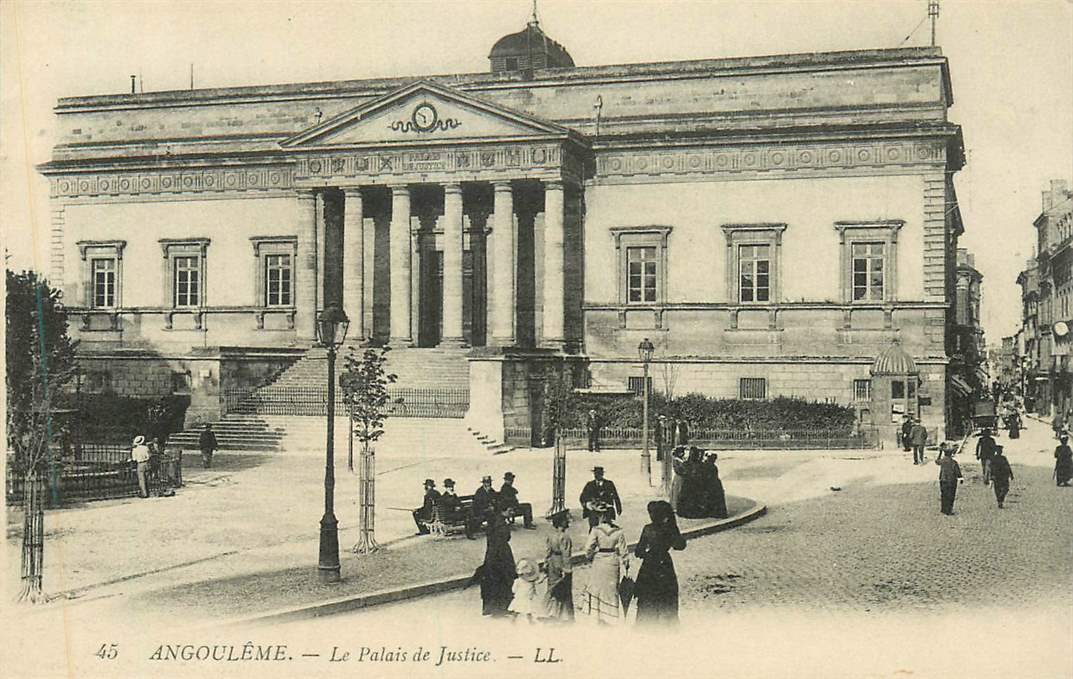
316, 305, 349, 583
639, 338, 655, 484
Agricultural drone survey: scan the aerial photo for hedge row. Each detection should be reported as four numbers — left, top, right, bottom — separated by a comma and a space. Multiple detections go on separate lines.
78, 395, 190, 444
568, 392, 855, 433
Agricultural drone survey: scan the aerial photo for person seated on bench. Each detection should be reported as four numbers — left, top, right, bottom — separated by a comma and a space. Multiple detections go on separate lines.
499, 472, 536, 529
412, 479, 441, 535
438, 478, 465, 522
466, 475, 499, 539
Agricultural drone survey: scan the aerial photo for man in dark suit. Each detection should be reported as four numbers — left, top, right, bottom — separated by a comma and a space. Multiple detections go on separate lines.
412, 479, 440, 535
499, 472, 535, 528
467, 475, 498, 539
438, 478, 463, 520
579, 466, 623, 529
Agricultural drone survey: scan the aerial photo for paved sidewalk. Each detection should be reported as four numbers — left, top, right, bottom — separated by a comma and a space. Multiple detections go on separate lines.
6, 443, 762, 625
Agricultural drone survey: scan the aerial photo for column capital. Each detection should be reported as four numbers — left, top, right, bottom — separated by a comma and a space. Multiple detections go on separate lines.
389, 184, 411, 196
493, 180, 513, 193
543, 180, 564, 191
342, 186, 363, 197
295, 188, 318, 200
443, 182, 464, 195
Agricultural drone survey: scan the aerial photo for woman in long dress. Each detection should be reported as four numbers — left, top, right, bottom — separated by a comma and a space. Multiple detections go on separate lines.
703, 452, 729, 519
580, 506, 628, 625
1055, 436, 1073, 487
543, 510, 575, 622
676, 447, 709, 519
634, 500, 686, 626
669, 446, 687, 511
479, 506, 517, 616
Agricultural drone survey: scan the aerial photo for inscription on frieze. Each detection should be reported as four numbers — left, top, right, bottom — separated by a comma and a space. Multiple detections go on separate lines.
294, 143, 563, 179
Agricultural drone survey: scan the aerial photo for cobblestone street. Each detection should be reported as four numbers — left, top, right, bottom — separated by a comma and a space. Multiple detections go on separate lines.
680, 463, 1072, 614
269, 423, 1072, 679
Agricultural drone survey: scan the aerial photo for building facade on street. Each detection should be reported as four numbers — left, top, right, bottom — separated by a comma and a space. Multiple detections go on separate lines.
947, 248, 986, 433
1017, 256, 1042, 412
41, 18, 967, 441
1022, 179, 1073, 419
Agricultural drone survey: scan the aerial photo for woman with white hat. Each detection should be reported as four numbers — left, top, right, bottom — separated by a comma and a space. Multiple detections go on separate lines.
130, 435, 151, 498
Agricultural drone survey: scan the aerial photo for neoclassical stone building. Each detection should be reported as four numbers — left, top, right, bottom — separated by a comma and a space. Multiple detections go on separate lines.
42, 19, 966, 441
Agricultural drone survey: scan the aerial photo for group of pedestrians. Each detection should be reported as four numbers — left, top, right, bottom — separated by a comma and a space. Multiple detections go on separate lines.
476, 466, 687, 628
669, 446, 728, 519
901, 415, 929, 464
935, 411, 1073, 514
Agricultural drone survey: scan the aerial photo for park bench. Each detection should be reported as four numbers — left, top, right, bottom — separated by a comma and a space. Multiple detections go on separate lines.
422, 494, 517, 538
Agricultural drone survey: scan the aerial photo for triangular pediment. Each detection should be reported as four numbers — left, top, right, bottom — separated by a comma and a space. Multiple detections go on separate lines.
283, 81, 575, 148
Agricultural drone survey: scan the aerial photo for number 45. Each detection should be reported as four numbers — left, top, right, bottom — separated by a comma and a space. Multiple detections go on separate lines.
94, 644, 118, 660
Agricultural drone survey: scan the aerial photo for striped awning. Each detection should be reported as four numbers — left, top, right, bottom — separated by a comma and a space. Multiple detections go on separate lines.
950, 375, 973, 397
975, 367, 990, 384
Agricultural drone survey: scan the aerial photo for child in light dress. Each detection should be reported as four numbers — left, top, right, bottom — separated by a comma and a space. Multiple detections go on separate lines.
508, 558, 544, 623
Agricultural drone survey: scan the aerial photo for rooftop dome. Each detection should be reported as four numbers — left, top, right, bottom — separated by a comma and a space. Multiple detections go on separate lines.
489, 19, 574, 73
871, 340, 919, 376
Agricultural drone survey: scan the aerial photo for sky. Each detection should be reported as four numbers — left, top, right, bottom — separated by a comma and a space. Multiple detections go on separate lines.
2, 0, 1071, 343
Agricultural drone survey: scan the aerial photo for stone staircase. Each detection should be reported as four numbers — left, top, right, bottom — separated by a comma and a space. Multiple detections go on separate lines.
168, 414, 286, 452
171, 345, 512, 455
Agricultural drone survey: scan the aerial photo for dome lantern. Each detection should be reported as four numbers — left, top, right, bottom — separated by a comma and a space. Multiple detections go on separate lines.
489, 11, 574, 74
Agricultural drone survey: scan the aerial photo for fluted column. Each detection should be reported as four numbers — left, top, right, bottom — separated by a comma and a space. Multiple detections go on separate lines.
491, 181, 515, 345
295, 190, 318, 341
315, 192, 326, 314
389, 185, 412, 344
542, 180, 565, 346
343, 188, 365, 341
442, 183, 465, 346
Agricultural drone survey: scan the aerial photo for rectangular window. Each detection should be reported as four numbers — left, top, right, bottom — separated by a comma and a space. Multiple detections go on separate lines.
851, 242, 886, 301
739, 377, 767, 400
171, 371, 191, 395
627, 376, 653, 396
853, 379, 872, 402
626, 246, 658, 303
85, 371, 112, 394
264, 254, 293, 307
173, 256, 201, 307
91, 258, 116, 308
891, 380, 905, 399
738, 244, 771, 303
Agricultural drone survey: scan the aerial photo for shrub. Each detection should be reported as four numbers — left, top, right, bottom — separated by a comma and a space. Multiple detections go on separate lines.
564, 392, 854, 433
79, 395, 190, 444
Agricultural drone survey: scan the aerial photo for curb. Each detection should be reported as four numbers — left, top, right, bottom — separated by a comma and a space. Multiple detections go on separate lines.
223, 500, 768, 628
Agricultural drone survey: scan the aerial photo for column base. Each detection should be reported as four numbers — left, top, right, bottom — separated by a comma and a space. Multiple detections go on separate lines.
387, 337, 413, 349
539, 338, 567, 351
437, 337, 469, 349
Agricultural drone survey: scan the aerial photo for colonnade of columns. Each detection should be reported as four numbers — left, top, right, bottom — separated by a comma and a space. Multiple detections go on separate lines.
295, 179, 567, 349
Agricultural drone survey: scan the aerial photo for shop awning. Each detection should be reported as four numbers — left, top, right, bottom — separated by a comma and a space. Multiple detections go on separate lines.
975, 367, 990, 384
950, 375, 973, 397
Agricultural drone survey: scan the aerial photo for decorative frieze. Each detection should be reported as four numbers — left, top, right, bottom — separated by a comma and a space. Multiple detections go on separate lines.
596, 140, 946, 179
295, 142, 564, 180
49, 166, 295, 198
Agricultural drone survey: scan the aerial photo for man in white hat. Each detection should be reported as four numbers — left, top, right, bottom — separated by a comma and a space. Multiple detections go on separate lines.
130, 435, 151, 498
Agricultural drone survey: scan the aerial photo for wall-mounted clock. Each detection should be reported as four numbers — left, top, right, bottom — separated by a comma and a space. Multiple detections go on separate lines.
411, 103, 439, 132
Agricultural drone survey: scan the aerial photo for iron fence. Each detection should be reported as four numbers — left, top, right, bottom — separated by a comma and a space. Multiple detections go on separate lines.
223, 386, 469, 418
6, 445, 183, 505
505, 426, 878, 450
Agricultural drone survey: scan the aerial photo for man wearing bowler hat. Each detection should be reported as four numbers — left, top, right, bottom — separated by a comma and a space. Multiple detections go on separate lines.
499, 472, 536, 529
412, 479, 441, 535
467, 475, 499, 539
580, 466, 622, 529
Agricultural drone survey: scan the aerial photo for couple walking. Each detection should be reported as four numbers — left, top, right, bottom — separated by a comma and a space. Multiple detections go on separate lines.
578, 500, 686, 627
